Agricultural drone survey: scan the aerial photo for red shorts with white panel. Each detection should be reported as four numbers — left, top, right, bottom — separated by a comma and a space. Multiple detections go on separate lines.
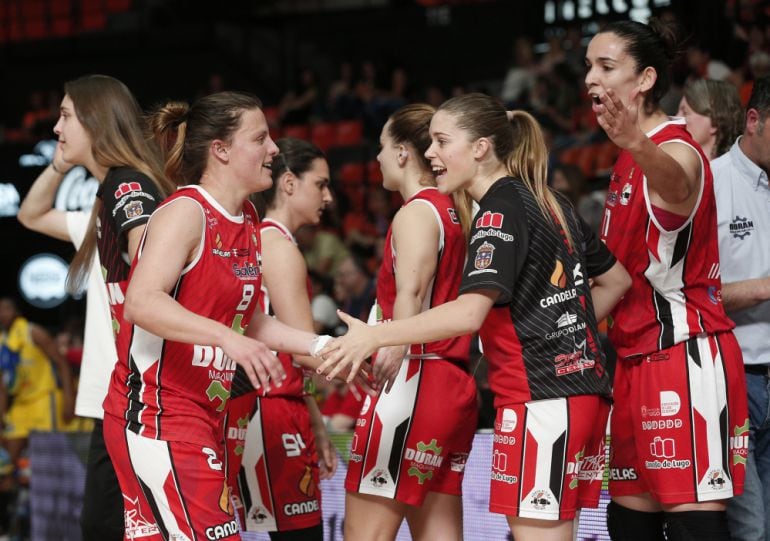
224, 394, 320, 532
345, 358, 477, 506
489, 394, 610, 520
103, 413, 239, 541
609, 332, 748, 504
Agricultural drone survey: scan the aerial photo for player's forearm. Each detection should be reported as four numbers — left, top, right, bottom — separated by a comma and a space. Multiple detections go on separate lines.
247, 312, 318, 357
372, 293, 488, 349
628, 138, 694, 204
722, 277, 770, 313
19, 166, 63, 221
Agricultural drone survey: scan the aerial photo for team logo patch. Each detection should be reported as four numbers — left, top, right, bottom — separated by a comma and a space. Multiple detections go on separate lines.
529, 489, 553, 510
620, 182, 632, 205
707, 286, 722, 305
298, 465, 316, 497
474, 241, 495, 270
249, 506, 269, 524
447, 208, 459, 224
449, 452, 469, 473
123, 200, 144, 219
550, 259, 567, 288
706, 469, 727, 490
729, 216, 754, 239
123, 495, 161, 538
499, 408, 517, 433
114, 181, 141, 199
369, 468, 390, 487
406, 439, 444, 485
475, 210, 503, 229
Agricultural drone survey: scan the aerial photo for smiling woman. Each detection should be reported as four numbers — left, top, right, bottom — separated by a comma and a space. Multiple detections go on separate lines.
100, 91, 334, 541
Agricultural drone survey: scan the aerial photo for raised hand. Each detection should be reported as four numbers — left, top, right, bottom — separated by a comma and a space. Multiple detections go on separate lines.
595, 87, 645, 150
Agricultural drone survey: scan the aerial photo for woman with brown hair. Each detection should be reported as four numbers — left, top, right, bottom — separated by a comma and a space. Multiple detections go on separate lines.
18, 74, 175, 540
678, 79, 744, 161
102, 91, 331, 540
317, 94, 630, 541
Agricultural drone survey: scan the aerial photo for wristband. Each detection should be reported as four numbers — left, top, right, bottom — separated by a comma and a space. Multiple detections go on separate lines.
51, 162, 63, 174
309, 335, 333, 357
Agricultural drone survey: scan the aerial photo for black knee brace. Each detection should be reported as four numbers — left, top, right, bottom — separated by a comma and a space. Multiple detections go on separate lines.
606, 501, 665, 541
268, 523, 323, 541
663, 510, 730, 541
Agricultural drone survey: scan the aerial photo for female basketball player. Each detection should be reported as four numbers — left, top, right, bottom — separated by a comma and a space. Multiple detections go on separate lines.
224, 137, 338, 540
317, 94, 631, 541
19, 74, 175, 541
102, 92, 331, 540
585, 19, 748, 541
342, 103, 476, 541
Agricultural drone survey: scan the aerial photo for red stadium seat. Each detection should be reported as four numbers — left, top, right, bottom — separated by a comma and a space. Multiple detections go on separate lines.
310, 122, 336, 151
366, 160, 383, 185
262, 106, 281, 130
81, 0, 107, 31
106, 0, 132, 12
282, 124, 310, 141
338, 162, 365, 187
334, 120, 363, 147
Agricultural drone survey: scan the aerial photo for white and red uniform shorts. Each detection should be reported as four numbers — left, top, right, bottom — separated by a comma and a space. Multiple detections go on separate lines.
103, 413, 239, 541
345, 358, 477, 506
489, 394, 610, 520
609, 332, 749, 504
225, 394, 320, 532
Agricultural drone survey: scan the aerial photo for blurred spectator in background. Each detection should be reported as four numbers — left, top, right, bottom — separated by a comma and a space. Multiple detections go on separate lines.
500, 36, 538, 106
334, 255, 376, 324
328, 61, 361, 120
309, 270, 340, 335
297, 223, 351, 280
280, 67, 320, 125
343, 185, 393, 262
678, 78, 744, 161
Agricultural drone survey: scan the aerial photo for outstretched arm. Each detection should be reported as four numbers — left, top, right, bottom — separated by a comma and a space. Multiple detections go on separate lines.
317, 290, 496, 382
596, 88, 701, 215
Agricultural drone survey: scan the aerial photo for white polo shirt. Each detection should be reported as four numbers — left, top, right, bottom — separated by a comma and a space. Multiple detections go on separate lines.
712, 138, 770, 366
67, 211, 118, 418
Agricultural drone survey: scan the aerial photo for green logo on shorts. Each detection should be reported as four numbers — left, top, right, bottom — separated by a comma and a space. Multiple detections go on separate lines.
206, 380, 230, 412
417, 439, 443, 455
408, 466, 433, 485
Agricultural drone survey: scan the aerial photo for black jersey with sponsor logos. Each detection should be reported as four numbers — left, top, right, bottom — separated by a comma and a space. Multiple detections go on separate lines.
97, 167, 161, 284
96, 167, 161, 345
459, 177, 615, 406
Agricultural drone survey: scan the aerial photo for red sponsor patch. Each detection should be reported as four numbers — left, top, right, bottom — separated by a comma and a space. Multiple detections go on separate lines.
475, 211, 503, 229
114, 181, 142, 199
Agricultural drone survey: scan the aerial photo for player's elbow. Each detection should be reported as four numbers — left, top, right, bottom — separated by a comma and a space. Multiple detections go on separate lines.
16, 206, 37, 230
123, 287, 144, 326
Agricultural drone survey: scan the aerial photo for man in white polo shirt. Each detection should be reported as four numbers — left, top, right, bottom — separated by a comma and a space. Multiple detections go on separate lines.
713, 75, 770, 541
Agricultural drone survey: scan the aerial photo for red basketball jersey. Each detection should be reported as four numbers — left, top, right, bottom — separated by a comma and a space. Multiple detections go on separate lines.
256, 218, 306, 399
375, 187, 470, 363
103, 185, 263, 446
600, 119, 734, 358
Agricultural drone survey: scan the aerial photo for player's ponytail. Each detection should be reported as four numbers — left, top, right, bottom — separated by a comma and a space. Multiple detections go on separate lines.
507, 110, 573, 250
